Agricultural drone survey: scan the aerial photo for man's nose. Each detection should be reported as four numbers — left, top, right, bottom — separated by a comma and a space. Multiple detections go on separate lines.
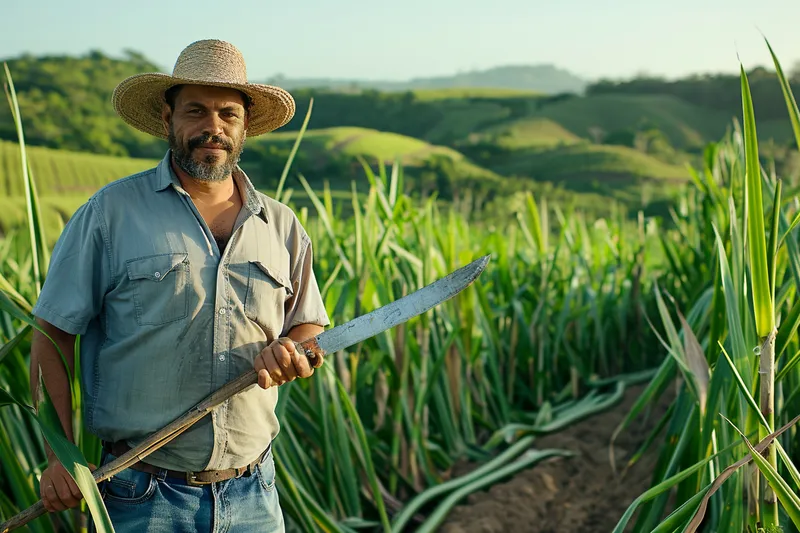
200, 112, 225, 136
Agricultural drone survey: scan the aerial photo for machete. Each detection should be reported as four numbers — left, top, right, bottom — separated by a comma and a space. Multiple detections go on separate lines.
1, 254, 490, 532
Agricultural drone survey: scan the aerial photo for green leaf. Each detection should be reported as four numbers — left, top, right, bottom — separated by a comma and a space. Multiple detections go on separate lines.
3, 63, 43, 296
611, 440, 738, 533
740, 63, 773, 336
35, 376, 114, 532
725, 416, 800, 528
764, 36, 800, 152
275, 98, 312, 200
0, 325, 31, 367
684, 413, 800, 532
775, 297, 800, 362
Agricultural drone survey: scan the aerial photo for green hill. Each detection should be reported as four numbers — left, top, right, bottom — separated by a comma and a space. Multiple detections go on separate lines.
474, 118, 583, 148
256, 126, 490, 169
494, 142, 688, 181
531, 94, 732, 150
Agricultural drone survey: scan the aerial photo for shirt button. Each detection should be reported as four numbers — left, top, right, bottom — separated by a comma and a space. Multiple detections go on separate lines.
219, 353, 226, 361
219, 308, 227, 315
154, 271, 161, 279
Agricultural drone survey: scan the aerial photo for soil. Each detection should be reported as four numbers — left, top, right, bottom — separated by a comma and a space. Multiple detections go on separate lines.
436, 382, 674, 533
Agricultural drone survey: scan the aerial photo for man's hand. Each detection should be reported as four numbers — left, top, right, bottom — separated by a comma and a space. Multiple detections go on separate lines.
255, 337, 317, 389
40, 459, 96, 512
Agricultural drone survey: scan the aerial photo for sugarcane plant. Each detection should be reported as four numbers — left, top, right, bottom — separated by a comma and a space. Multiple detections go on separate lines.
611, 36, 800, 533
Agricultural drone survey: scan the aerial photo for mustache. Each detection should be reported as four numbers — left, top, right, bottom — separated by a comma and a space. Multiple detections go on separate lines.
187, 133, 233, 153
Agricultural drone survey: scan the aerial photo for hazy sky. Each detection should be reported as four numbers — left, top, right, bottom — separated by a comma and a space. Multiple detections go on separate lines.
2, 0, 798, 82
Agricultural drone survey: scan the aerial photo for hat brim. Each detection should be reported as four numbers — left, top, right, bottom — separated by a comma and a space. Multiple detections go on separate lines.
112, 73, 296, 139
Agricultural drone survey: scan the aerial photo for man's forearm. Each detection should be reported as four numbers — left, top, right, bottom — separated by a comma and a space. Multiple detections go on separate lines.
287, 323, 324, 343
30, 318, 77, 457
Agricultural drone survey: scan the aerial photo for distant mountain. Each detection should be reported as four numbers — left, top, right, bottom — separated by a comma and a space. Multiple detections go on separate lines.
263, 64, 587, 95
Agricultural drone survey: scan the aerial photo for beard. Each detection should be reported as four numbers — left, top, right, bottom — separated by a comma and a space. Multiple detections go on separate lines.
168, 123, 246, 182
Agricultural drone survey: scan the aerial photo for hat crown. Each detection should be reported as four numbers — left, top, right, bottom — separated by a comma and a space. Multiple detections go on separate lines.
171, 39, 248, 85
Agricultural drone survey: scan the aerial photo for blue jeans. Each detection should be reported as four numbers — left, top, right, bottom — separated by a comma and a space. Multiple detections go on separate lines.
88, 448, 285, 532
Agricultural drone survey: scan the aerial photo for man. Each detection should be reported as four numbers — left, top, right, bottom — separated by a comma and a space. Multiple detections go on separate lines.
30, 39, 329, 532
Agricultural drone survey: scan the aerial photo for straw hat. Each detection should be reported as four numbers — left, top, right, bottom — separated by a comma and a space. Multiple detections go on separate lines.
112, 39, 295, 139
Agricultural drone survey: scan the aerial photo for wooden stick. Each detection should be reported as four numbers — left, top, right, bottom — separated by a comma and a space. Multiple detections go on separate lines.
1, 338, 324, 533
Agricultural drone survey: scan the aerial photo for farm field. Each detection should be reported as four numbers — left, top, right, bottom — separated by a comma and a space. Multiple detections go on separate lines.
5, 39, 800, 533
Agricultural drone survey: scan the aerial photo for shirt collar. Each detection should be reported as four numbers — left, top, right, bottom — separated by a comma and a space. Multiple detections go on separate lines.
153, 150, 267, 223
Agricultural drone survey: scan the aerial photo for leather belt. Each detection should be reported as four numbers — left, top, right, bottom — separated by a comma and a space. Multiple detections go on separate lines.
102, 440, 271, 486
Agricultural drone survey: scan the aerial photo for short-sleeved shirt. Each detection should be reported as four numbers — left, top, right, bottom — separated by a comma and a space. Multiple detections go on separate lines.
32, 151, 330, 472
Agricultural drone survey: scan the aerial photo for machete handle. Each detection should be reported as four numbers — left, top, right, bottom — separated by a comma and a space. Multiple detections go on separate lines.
296, 336, 325, 369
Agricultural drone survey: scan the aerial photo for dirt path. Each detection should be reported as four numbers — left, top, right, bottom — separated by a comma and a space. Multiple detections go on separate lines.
437, 382, 672, 533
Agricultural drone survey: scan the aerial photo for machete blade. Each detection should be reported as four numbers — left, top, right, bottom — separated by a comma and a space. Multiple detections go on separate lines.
303, 254, 490, 360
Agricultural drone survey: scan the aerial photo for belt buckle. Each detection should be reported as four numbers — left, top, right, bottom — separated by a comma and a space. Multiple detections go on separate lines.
186, 471, 212, 487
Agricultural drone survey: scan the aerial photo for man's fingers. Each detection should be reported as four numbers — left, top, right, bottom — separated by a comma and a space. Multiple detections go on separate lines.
262, 349, 287, 385
65, 472, 83, 502
254, 339, 318, 388
257, 368, 272, 389
273, 340, 298, 381
55, 472, 81, 508
57, 484, 80, 509
41, 485, 53, 512
291, 347, 314, 378
44, 483, 65, 511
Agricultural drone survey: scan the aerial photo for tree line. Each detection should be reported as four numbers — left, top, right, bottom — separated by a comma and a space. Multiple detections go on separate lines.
587, 66, 799, 122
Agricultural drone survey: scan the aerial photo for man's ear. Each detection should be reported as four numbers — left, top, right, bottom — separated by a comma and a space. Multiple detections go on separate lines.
161, 104, 172, 136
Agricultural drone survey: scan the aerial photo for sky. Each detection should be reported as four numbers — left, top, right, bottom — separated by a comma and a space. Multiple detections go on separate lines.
2, 0, 799, 83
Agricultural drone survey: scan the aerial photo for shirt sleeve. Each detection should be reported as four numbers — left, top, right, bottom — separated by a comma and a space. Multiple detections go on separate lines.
32, 198, 111, 335
282, 232, 330, 336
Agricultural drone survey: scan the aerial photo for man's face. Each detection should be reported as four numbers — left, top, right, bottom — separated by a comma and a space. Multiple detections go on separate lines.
163, 84, 249, 182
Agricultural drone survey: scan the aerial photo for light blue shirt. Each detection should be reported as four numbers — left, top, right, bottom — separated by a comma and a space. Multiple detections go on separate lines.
32, 151, 330, 471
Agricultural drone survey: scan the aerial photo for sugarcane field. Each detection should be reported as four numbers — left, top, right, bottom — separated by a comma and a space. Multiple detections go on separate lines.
3, 4, 800, 533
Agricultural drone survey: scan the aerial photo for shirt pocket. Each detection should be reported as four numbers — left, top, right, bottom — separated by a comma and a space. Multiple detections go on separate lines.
126, 253, 190, 326
244, 259, 294, 333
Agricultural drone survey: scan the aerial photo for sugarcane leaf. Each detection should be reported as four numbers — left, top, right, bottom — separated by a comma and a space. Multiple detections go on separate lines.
776, 297, 800, 361
35, 376, 114, 533
725, 416, 800, 527
684, 413, 800, 532
764, 36, 800, 152
740, 63, 774, 336
676, 307, 709, 414
611, 443, 733, 533
0, 324, 31, 367
275, 98, 312, 200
